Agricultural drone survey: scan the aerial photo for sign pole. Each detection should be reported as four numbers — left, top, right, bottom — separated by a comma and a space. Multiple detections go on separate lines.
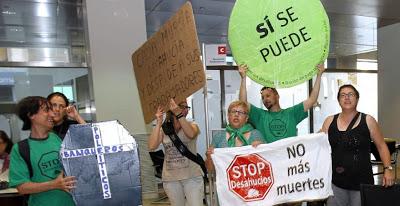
202, 43, 214, 206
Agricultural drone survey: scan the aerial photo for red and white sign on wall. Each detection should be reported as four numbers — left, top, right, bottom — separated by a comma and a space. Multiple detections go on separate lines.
218, 45, 226, 55
226, 153, 274, 202
204, 44, 227, 66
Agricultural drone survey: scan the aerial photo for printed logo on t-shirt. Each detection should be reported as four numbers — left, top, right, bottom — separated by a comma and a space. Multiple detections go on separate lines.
269, 119, 287, 137
38, 151, 61, 179
164, 142, 189, 170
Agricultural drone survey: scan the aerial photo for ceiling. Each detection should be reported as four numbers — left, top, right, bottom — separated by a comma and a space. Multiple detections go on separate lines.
0, 0, 84, 48
145, 0, 400, 58
0, 0, 399, 62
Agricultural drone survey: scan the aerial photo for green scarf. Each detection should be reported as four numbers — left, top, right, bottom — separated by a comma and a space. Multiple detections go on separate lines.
226, 123, 254, 147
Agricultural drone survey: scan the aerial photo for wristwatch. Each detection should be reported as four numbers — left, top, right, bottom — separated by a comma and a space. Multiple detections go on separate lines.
384, 166, 393, 171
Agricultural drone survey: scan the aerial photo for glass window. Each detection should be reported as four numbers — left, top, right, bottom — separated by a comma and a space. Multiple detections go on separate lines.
313, 72, 378, 131
0, 67, 93, 141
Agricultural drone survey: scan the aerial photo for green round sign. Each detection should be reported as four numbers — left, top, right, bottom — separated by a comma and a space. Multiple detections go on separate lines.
229, 0, 330, 88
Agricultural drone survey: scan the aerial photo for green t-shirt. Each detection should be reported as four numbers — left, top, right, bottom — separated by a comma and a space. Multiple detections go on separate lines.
211, 129, 264, 148
249, 103, 308, 143
9, 132, 75, 206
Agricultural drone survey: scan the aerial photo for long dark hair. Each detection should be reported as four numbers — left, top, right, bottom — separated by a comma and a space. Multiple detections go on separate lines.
0, 130, 13, 154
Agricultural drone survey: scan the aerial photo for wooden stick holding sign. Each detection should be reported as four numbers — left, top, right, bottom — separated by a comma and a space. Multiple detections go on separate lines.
131, 2, 205, 124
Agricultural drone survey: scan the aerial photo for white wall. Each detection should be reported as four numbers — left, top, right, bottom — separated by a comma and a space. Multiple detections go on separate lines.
86, 0, 147, 134
378, 23, 400, 139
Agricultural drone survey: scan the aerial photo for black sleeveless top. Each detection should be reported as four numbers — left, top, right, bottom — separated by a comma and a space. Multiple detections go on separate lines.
328, 112, 373, 190
52, 119, 79, 140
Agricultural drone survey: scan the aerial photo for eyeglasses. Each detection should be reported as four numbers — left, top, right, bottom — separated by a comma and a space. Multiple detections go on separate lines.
228, 109, 248, 116
339, 92, 356, 99
179, 105, 191, 110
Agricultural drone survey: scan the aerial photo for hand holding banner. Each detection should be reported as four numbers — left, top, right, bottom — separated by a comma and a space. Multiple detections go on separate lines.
212, 133, 333, 205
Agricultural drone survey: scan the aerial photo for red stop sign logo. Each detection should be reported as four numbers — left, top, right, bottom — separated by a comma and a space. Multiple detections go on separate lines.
227, 153, 274, 202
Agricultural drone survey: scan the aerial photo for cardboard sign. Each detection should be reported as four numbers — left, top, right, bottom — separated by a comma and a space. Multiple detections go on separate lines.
229, 0, 330, 88
60, 121, 142, 206
132, 2, 206, 123
212, 133, 333, 206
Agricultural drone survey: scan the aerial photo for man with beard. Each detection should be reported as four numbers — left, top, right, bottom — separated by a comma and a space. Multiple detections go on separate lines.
239, 64, 325, 143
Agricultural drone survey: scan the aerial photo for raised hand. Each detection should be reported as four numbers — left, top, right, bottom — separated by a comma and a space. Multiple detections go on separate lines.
238, 64, 248, 79
316, 64, 325, 76
169, 98, 182, 116
155, 106, 164, 125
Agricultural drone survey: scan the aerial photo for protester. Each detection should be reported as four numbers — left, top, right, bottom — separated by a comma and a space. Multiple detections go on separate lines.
47, 92, 85, 139
239, 64, 325, 143
148, 98, 203, 206
321, 84, 395, 206
0, 130, 13, 174
205, 100, 264, 172
9, 96, 76, 206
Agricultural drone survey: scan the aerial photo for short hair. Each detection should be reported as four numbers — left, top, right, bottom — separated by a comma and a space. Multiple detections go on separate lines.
228, 100, 249, 114
16, 96, 48, 130
0, 130, 13, 154
260, 86, 278, 95
47, 92, 69, 106
337, 84, 360, 101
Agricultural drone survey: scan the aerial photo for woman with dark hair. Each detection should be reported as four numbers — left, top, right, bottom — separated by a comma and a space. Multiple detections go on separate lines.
0, 130, 13, 173
47, 92, 85, 139
321, 84, 394, 206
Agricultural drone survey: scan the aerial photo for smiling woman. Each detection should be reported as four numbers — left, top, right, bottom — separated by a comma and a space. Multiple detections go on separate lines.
47, 92, 86, 140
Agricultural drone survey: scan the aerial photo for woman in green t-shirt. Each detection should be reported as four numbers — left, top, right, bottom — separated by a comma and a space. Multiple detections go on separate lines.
205, 100, 264, 172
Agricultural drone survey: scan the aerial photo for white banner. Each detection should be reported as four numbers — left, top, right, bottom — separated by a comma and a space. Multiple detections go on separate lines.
212, 133, 333, 205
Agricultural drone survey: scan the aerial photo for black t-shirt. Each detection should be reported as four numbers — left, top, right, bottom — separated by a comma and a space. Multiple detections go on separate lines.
53, 119, 79, 140
328, 112, 373, 190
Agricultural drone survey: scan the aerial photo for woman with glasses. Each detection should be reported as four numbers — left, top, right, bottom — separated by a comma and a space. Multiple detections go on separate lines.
148, 98, 203, 206
0, 130, 13, 174
205, 100, 264, 171
321, 84, 394, 206
47, 92, 86, 140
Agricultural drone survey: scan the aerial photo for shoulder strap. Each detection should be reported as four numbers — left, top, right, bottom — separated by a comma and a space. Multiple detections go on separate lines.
346, 112, 360, 132
18, 139, 33, 178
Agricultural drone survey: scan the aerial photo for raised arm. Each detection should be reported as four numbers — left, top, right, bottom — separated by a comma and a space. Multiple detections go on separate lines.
303, 64, 325, 112
170, 99, 199, 139
65, 105, 86, 124
148, 106, 164, 151
238, 64, 248, 103
367, 115, 395, 187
